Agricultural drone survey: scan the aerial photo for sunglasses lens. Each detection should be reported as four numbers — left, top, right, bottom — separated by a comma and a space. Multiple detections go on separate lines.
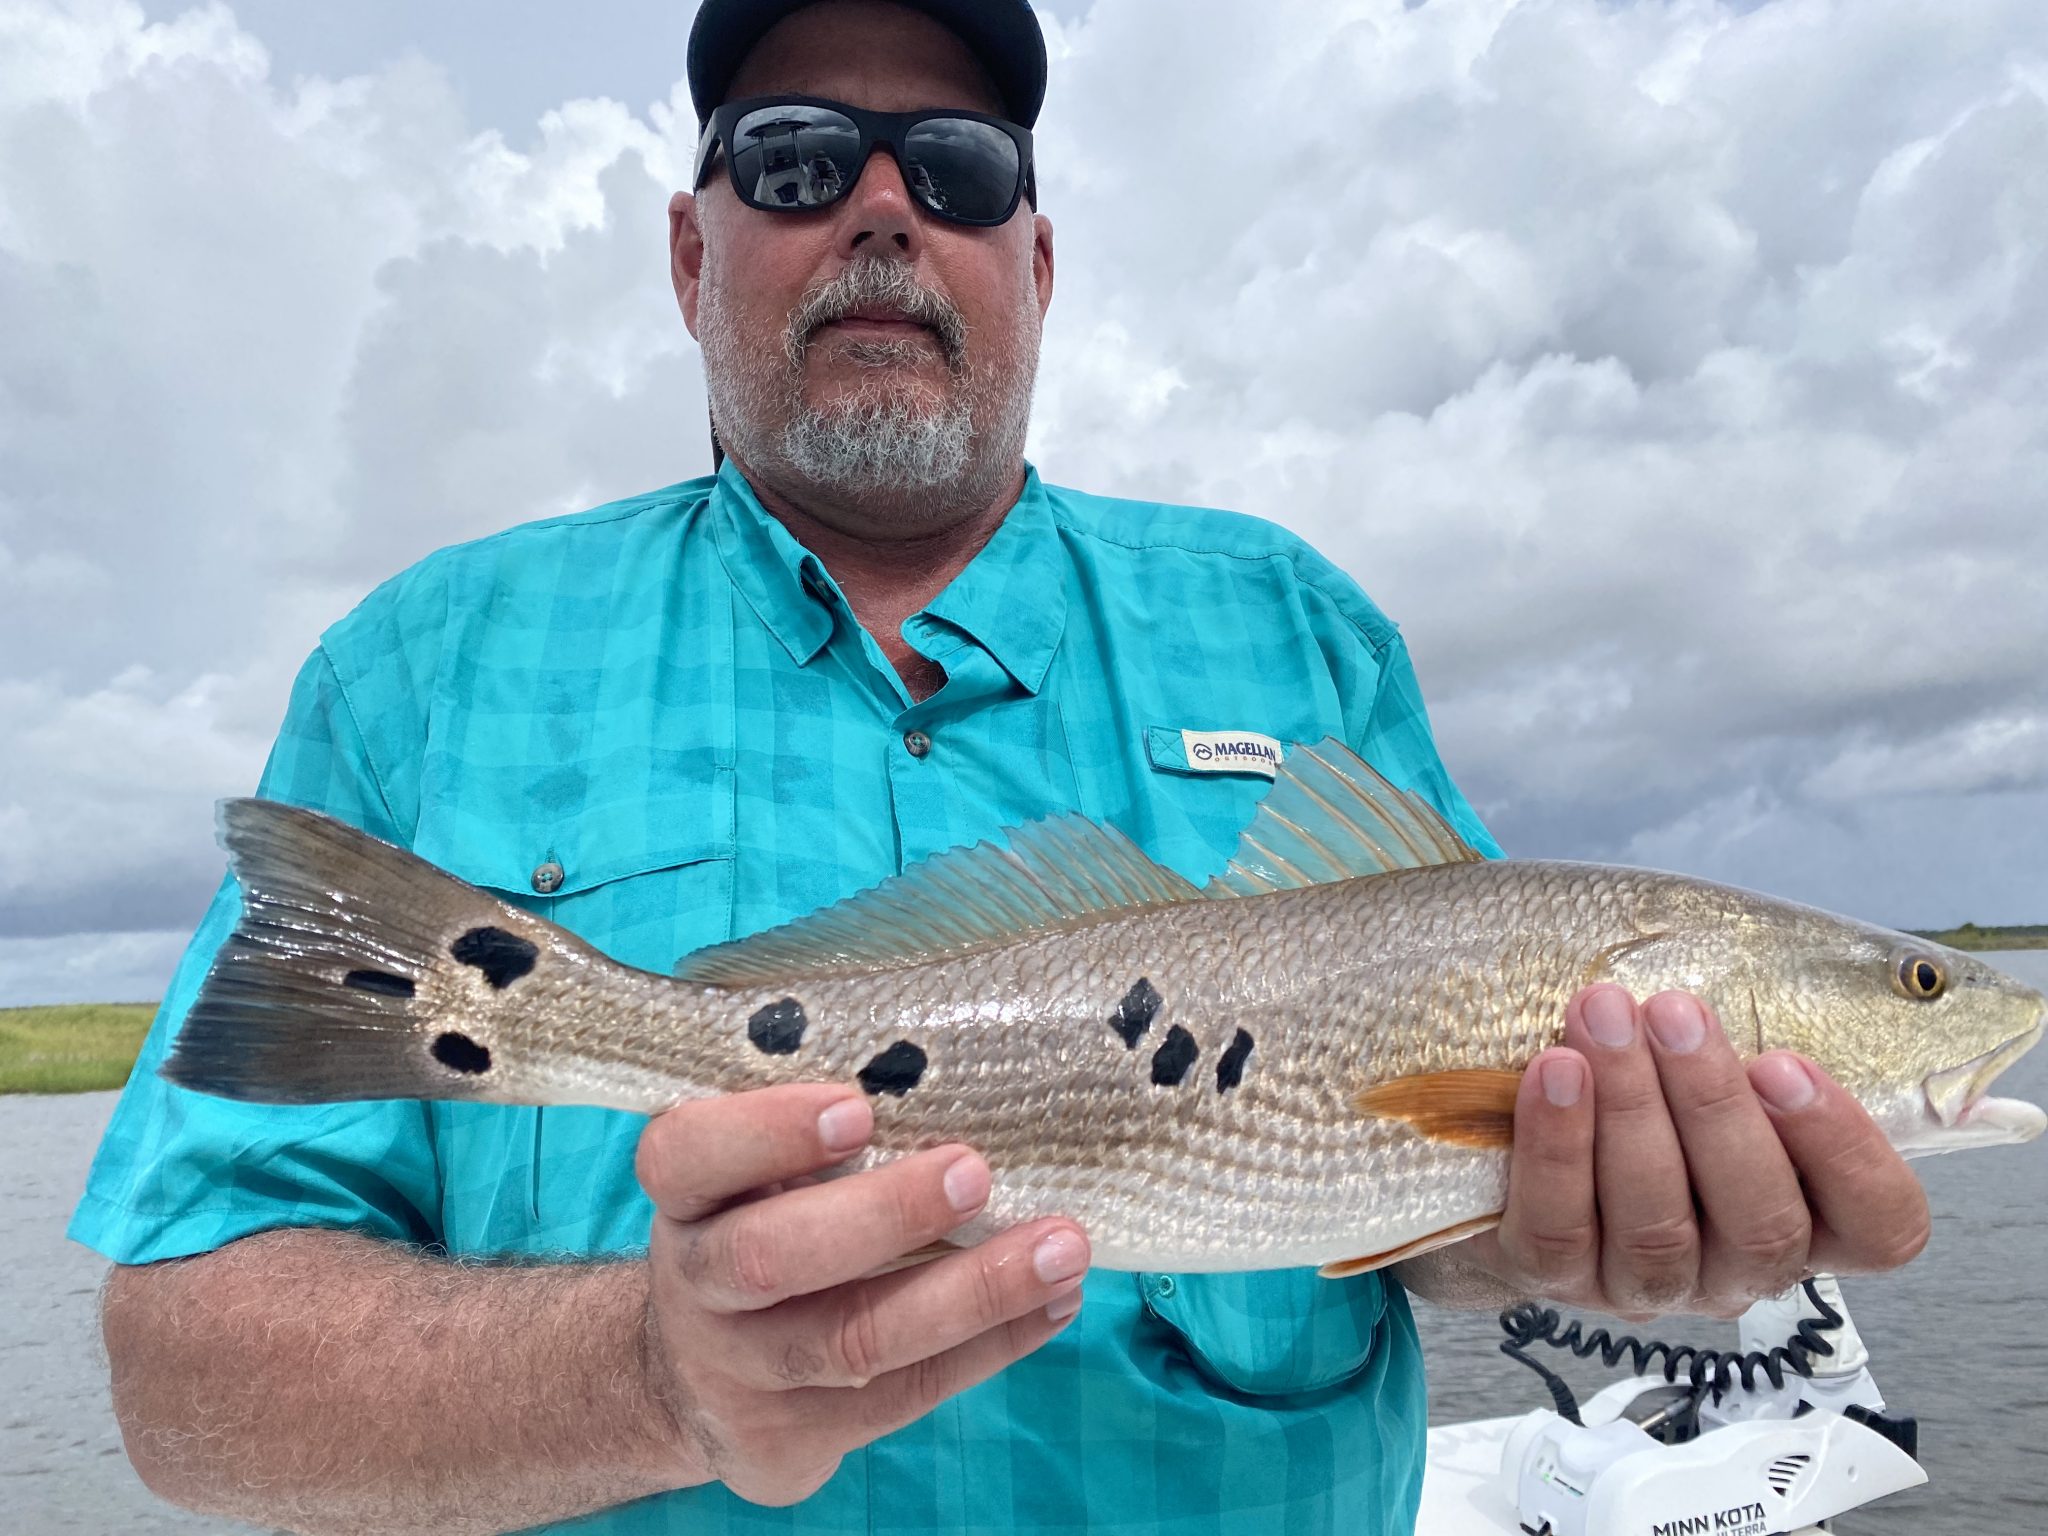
903, 118, 1022, 223
729, 104, 862, 209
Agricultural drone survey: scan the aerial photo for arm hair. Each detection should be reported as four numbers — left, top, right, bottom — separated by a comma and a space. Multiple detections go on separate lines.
102, 1228, 708, 1536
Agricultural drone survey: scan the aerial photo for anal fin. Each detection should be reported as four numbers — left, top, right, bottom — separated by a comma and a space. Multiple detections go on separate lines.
1318, 1212, 1503, 1278
1353, 1068, 1522, 1149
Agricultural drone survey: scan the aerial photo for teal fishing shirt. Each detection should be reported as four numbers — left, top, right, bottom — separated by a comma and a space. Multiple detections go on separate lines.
72, 459, 1501, 1535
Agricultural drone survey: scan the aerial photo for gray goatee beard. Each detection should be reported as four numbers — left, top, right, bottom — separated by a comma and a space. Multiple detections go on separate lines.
701, 255, 1036, 523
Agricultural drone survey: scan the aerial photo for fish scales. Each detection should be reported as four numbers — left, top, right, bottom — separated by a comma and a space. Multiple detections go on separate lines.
162, 739, 2048, 1276
328, 863, 1706, 1270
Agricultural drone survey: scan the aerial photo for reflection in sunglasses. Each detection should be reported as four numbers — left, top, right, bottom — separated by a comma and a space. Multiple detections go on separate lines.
699, 95, 1033, 227
740, 119, 843, 208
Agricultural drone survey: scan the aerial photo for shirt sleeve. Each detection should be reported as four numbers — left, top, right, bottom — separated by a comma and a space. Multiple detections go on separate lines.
68, 648, 444, 1264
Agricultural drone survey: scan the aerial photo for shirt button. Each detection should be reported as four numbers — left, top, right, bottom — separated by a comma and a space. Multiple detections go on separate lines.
1154, 1276, 1177, 1298
903, 730, 932, 759
531, 861, 565, 895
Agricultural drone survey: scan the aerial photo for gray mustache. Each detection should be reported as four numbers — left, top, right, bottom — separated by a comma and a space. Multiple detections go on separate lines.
787, 260, 969, 368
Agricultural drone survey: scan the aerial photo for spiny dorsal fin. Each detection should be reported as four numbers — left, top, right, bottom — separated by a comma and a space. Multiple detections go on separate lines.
676, 814, 1202, 986
1203, 737, 1482, 897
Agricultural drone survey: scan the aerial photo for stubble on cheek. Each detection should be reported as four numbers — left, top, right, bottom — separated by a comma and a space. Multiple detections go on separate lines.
695, 244, 793, 457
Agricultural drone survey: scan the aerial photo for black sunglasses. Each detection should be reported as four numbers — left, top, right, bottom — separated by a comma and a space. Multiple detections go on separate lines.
694, 93, 1036, 229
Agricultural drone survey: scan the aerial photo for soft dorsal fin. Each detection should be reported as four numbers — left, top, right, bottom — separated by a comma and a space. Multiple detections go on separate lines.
677, 739, 1477, 984
676, 814, 1202, 986
1202, 737, 1483, 897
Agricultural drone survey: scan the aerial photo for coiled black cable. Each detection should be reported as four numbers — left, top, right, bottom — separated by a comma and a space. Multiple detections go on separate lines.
1497, 1278, 1843, 1425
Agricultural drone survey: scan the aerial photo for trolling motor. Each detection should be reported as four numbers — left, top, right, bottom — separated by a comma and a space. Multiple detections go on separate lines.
1498, 1277, 1924, 1535
1417, 1277, 1928, 1536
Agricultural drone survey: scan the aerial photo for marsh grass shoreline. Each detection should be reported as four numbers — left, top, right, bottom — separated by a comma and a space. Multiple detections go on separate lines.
0, 1003, 157, 1094
1911, 923, 2048, 951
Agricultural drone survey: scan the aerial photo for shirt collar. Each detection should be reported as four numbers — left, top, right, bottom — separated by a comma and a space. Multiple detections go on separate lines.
711, 458, 836, 666
919, 466, 1065, 695
710, 459, 1067, 694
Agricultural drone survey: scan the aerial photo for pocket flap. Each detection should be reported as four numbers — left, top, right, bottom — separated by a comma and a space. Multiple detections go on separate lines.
1144, 725, 1284, 779
1137, 1268, 1387, 1397
412, 796, 733, 900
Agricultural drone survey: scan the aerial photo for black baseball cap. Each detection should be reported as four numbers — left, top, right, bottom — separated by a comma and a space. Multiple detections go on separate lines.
687, 0, 1048, 128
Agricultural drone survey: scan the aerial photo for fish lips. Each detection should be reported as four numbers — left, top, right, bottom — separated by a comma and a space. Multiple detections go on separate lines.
1904, 1020, 2047, 1156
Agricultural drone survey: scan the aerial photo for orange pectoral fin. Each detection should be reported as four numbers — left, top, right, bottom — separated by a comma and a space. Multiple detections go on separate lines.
1352, 1068, 1522, 1149
1318, 1211, 1504, 1279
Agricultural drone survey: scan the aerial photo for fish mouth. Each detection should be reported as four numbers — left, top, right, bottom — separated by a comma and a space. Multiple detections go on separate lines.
1912, 1020, 2047, 1154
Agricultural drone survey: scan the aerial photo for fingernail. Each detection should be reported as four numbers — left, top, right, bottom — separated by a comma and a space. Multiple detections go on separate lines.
1033, 1228, 1088, 1284
818, 1097, 872, 1155
1584, 987, 1636, 1050
1752, 1053, 1818, 1113
1046, 1287, 1084, 1323
1646, 993, 1706, 1055
1540, 1054, 1583, 1108
943, 1153, 991, 1214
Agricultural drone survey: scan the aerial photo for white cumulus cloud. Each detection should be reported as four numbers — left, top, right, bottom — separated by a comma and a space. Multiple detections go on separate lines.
2, 0, 2045, 1003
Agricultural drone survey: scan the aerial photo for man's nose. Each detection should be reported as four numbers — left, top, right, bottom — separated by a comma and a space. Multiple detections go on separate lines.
837, 146, 924, 260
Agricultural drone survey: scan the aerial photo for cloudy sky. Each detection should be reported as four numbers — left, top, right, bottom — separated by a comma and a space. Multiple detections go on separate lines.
2, 0, 2044, 1005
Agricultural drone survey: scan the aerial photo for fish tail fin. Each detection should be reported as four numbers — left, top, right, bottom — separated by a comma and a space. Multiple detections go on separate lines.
162, 799, 570, 1106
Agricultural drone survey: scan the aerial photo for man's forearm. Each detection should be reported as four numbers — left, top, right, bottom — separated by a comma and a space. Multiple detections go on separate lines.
103, 1228, 705, 1536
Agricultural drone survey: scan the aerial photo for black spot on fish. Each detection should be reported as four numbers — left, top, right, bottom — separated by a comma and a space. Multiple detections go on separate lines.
1150, 1025, 1198, 1087
1216, 1028, 1254, 1094
343, 969, 415, 999
1110, 977, 1162, 1048
859, 1041, 928, 1096
451, 926, 538, 990
431, 1031, 492, 1075
748, 997, 807, 1055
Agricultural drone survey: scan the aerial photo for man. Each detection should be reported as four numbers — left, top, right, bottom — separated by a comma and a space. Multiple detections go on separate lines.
74, 2, 1930, 1533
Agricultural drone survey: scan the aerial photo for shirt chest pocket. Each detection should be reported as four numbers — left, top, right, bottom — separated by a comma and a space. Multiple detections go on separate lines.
1136, 1268, 1389, 1398
411, 774, 739, 974
1078, 721, 1326, 882
412, 789, 737, 1255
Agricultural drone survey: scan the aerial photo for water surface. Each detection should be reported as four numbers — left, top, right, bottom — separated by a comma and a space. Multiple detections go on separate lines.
7, 953, 2044, 1532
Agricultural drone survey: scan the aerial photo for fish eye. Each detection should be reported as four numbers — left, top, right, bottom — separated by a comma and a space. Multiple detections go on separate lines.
1893, 953, 1947, 1001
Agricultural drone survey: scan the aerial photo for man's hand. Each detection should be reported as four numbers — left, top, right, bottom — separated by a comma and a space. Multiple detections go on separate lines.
634, 1084, 1088, 1506
1452, 984, 1931, 1318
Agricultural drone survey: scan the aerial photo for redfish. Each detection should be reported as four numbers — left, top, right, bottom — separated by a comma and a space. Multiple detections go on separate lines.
163, 740, 2046, 1274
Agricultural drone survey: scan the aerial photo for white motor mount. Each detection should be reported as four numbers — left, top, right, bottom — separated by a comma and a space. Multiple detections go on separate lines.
1419, 1278, 1930, 1536
1500, 1377, 1926, 1536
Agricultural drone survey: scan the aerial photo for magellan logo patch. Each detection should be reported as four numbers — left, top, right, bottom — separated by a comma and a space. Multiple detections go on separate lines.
1180, 730, 1283, 777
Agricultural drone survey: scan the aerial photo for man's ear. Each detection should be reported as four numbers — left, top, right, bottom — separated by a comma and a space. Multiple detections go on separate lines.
671, 190, 706, 337
1033, 212, 1055, 322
